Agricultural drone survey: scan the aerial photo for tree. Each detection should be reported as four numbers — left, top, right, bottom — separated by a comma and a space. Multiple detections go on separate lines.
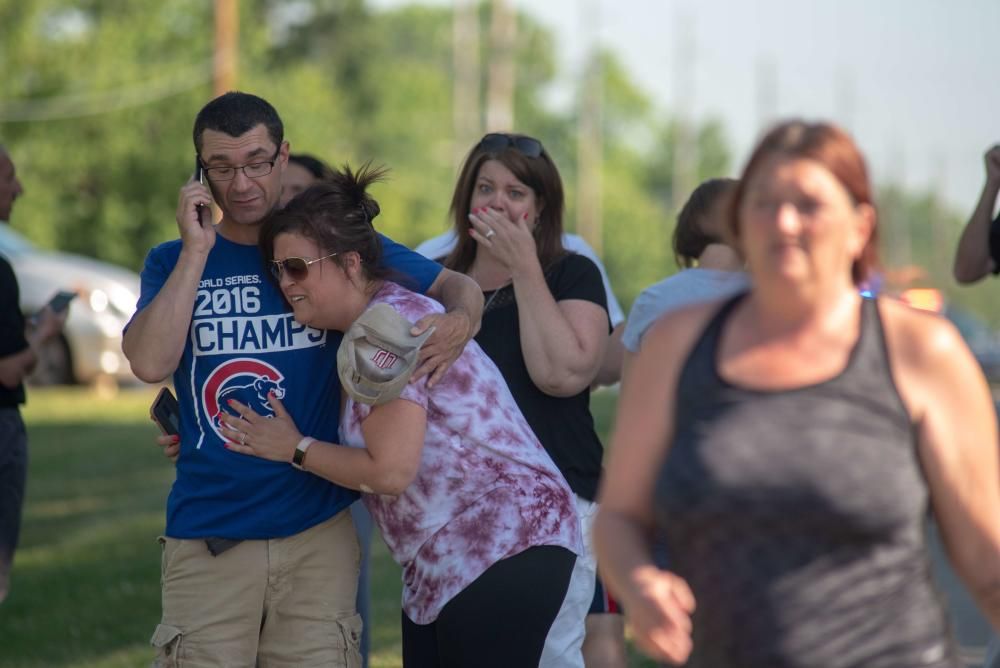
0, 2, 215, 266
10, 1, 981, 332
0, 0, 737, 315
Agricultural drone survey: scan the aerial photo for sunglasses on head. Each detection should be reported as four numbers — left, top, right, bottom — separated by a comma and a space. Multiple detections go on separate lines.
477, 133, 544, 158
270, 252, 338, 280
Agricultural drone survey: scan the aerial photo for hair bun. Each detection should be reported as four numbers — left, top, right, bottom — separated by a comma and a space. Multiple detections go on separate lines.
360, 198, 380, 223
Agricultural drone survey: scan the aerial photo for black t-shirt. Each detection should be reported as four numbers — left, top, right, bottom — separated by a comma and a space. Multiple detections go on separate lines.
0, 255, 27, 406
474, 252, 610, 501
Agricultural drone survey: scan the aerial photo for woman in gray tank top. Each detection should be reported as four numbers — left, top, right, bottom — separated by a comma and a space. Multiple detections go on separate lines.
594, 120, 1000, 667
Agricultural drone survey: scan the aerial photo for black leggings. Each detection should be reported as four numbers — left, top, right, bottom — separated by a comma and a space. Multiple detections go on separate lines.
401, 545, 575, 668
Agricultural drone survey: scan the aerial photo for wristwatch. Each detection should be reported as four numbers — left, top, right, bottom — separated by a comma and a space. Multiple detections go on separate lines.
292, 437, 316, 470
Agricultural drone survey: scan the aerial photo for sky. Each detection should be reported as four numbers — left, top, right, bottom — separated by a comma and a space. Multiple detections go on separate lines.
371, 0, 1000, 214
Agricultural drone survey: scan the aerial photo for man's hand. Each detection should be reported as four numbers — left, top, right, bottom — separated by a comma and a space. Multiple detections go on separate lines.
410, 309, 473, 387
176, 178, 216, 254
0, 307, 68, 389
31, 306, 67, 342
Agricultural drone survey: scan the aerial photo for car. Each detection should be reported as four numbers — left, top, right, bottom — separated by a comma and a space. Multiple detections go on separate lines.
899, 289, 1000, 386
0, 225, 140, 386
943, 305, 1000, 386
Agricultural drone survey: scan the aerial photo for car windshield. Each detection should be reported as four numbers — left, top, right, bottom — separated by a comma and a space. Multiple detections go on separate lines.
0, 226, 36, 258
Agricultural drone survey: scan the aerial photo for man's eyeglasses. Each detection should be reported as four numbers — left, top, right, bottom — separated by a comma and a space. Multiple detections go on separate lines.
200, 148, 281, 182
477, 133, 544, 158
270, 252, 338, 281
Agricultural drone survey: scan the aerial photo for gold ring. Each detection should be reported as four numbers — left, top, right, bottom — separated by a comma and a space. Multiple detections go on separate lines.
240, 432, 246, 446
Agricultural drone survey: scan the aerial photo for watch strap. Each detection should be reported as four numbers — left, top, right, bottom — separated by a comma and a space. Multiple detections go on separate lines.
292, 437, 316, 470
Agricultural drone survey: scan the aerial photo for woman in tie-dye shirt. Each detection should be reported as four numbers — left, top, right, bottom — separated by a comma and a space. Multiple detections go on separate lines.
224, 165, 582, 668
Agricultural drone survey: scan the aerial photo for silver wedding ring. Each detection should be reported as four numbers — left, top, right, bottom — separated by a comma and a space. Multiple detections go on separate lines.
240, 432, 246, 446
485, 228, 496, 240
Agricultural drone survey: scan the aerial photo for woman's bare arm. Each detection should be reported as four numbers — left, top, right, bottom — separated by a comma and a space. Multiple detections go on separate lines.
885, 300, 1000, 631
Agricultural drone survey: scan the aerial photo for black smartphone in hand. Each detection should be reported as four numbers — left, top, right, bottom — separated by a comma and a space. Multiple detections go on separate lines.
194, 156, 208, 227
151, 386, 181, 437
45, 290, 77, 314
30, 290, 76, 326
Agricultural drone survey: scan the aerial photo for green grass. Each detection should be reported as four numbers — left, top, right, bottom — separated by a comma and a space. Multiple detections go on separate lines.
1, 386, 654, 667
1, 387, 170, 667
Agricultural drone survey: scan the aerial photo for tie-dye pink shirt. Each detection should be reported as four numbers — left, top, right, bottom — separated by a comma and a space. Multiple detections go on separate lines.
339, 282, 582, 624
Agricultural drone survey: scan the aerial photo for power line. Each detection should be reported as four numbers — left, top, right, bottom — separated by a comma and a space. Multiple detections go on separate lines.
0, 59, 218, 123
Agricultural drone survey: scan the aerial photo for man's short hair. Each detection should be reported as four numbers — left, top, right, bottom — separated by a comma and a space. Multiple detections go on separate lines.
193, 92, 284, 154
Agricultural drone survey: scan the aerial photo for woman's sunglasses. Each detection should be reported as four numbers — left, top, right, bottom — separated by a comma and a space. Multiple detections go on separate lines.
477, 133, 544, 158
269, 252, 338, 280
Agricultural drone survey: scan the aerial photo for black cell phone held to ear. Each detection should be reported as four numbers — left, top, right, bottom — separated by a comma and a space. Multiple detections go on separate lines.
194, 156, 208, 227
150, 386, 181, 437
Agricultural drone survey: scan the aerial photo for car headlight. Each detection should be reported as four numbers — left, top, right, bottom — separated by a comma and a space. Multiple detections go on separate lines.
88, 288, 109, 313
108, 285, 138, 320
71, 285, 136, 321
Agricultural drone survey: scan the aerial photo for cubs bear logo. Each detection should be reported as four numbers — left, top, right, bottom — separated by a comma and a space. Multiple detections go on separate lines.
201, 358, 286, 444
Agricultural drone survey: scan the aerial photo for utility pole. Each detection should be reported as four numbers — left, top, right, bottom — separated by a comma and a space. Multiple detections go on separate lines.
486, 0, 516, 131
671, 10, 697, 212
754, 55, 777, 137
887, 138, 912, 269
931, 149, 950, 280
453, 0, 481, 170
834, 66, 856, 133
214, 0, 238, 96
576, 1, 603, 254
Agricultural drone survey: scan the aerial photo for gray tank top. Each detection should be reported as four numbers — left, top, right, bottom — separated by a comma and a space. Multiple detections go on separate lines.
655, 295, 960, 667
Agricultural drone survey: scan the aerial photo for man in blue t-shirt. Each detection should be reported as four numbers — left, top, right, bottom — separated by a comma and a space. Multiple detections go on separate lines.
123, 92, 482, 667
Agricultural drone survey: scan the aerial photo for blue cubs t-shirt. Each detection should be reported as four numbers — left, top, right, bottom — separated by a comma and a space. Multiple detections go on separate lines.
131, 233, 441, 539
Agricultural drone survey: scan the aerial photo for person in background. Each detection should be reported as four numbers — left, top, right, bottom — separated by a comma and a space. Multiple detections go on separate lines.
418, 140, 627, 666
621, 177, 747, 362
0, 145, 67, 605
595, 120, 1000, 666
437, 132, 612, 667
417, 211, 626, 387
124, 92, 483, 666
224, 168, 582, 667
617, 177, 747, 587
953, 144, 1000, 284
280, 153, 336, 208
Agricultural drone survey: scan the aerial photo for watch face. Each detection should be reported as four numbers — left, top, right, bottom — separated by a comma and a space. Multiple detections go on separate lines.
293, 437, 314, 469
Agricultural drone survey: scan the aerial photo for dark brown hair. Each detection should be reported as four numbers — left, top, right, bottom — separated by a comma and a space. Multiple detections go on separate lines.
728, 120, 878, 285
288, 153, 336, 181
673, 178, 738, 268
259, 162, 393, 283
193, 91, 283, 154
443, 133, 566, 273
